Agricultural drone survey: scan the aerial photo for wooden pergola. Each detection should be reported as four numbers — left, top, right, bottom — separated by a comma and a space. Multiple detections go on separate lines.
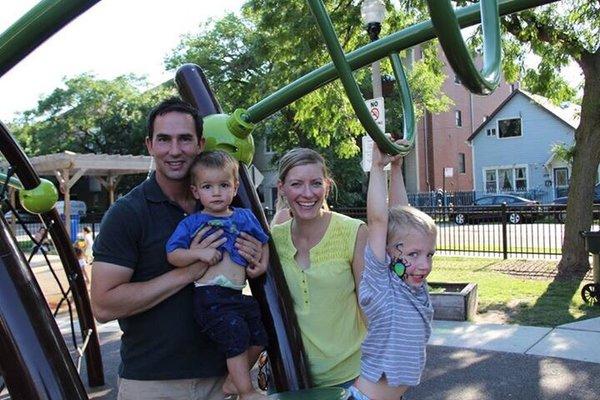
13, 152, 152, 237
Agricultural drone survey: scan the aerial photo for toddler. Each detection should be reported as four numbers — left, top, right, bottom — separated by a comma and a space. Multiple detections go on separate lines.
166, 150, 269, 400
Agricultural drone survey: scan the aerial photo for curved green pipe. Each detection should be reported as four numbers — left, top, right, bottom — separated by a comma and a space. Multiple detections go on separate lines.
306, 0, 414, 155
245, 0, 559, 126
427, 0, 501, 95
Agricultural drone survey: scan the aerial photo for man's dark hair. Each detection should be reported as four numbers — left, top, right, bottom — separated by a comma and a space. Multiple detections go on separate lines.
147, 97, 203, 140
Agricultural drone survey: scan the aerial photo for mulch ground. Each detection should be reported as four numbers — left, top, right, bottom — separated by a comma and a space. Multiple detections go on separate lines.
491, 259, 594, 281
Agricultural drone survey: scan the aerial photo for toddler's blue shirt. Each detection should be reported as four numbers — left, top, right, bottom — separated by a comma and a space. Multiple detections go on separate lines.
166, 208, 269, 267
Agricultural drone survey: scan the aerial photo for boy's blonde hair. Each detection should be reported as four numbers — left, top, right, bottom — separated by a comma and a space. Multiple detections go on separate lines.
387, 205, 437, 242
190, 150, 239, 182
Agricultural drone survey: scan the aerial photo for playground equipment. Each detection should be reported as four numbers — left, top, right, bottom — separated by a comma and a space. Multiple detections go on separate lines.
0, 0, 562, 398
580, 231, 600, 305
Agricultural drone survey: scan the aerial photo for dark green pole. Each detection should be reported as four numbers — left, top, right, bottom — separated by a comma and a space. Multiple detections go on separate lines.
244, 0, 560, 124
0, 0, 101, 78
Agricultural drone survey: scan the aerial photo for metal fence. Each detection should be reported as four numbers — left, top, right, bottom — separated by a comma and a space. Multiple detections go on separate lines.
8, 207, 599, 261
332, 204, 600, 260
407, 189, 557, 207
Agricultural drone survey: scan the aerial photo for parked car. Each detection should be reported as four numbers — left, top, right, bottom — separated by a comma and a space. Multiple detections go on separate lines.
450, 194, 540, 225
551, 183, 600, 222
3, 209, 39, 222
54, 200, 87, 217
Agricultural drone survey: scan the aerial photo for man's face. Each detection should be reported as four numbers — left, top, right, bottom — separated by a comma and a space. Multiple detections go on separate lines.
145, 111, 204, 182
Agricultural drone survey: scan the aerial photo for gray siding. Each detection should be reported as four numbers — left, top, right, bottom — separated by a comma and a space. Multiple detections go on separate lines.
471, 92, 574, 201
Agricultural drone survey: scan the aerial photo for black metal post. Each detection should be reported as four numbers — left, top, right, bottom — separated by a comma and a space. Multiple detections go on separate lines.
175, 64, 312, 391
501, 203, 508, 259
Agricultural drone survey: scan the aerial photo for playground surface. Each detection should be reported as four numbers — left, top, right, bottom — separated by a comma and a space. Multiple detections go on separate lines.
31, 254, 600, 399
64, 316, 600, 400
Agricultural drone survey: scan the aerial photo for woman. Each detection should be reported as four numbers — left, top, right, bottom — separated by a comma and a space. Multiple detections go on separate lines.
270, 148, 367, 388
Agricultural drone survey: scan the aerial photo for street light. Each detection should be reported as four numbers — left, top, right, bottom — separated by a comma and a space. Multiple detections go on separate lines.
360, 0, 386, 98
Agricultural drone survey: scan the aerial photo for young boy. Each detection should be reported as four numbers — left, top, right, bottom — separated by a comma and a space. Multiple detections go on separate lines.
166, 150, 270, 400
350, 140, 437, 400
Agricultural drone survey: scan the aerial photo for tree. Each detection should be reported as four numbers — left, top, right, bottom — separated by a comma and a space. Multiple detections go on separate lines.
165, 0, 451, 206
493, 1, 598, 273
12, 73, 174, 157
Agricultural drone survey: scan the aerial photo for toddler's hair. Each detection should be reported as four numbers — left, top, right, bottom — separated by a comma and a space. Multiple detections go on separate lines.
387, 205, 437, 241
191, 150, 239, 181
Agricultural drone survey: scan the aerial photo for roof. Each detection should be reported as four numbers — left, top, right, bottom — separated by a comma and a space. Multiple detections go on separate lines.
467, 89, 581, 142
26, 152, 152, 176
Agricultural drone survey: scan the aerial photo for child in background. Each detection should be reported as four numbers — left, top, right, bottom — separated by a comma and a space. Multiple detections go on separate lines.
82, 226, 94, 263
74, 245, 90, 285
349, 139, 437, 400
166, 150, 270, 400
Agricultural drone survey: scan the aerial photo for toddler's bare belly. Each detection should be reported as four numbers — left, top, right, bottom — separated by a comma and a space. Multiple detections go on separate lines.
197, 253, 246, 287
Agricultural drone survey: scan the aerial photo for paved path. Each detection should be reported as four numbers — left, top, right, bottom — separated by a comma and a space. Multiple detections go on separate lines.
56, 316, 600, 400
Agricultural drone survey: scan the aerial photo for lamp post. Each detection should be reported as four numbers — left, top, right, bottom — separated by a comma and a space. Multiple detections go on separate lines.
360, 0, 386, 99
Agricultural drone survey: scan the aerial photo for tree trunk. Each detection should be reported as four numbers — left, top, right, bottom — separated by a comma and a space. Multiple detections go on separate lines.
557, 51, 600, 275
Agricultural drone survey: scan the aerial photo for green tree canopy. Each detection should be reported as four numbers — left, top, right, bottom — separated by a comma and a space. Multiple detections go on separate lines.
165, 0, 452, 206
12, 73, 174, 156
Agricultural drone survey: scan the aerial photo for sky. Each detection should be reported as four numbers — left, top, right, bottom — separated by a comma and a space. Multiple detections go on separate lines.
0, 0, 245, 121
0, 1, 584, 123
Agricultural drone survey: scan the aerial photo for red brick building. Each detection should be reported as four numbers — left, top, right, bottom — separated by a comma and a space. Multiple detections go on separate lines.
403, 47, 514, 194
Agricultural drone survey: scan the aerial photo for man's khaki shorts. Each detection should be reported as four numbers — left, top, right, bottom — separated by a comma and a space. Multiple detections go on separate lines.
117, 375, 226, 400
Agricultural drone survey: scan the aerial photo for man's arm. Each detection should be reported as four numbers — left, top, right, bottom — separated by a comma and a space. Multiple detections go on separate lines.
91, 261, 206, 323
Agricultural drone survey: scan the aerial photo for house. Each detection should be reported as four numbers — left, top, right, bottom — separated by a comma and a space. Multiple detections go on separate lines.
253, 45, 514, 209
403, 46, 513, 195
468, 89, 580, 203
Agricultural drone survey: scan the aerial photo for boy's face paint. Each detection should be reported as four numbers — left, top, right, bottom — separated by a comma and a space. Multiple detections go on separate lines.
387, 229, 436, 288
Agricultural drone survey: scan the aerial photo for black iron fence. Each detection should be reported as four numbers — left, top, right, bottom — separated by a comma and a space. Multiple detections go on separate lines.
331, 204, 600, 260
8, 207, 600, 260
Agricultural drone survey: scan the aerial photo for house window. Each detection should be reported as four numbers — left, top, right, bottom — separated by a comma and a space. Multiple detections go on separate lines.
455, 110, 462, 127
485, 166, 528, 193
485, 170, 497, 193
499, 169, 514, 191
515, 168, 527, 190
458, 153, 466, 173
486, 128, 496, 136
498, 118, 521, 138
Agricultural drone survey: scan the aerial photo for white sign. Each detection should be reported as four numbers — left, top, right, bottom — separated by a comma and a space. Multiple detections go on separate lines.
365, 97, 385, 132
362, 97, 387, 172
361, 135, 391, 172
248, 165, 264, 188
444, 167, 454, 178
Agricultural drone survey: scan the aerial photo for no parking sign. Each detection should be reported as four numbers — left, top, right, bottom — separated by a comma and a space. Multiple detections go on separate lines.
361, 97, 387, 172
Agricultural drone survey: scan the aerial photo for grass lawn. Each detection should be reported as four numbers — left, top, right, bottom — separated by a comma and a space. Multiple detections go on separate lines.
430, 256, 600, 327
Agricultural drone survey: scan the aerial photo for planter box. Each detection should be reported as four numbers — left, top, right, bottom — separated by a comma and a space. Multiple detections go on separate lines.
428, 282, 478, 321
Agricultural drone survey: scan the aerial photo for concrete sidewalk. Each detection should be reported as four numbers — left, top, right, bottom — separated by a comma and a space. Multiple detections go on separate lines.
70, 316, 600, 400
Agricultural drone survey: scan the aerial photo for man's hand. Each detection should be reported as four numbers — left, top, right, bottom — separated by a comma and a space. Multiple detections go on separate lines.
246, 244, 269, 279
235, 232, 263, 267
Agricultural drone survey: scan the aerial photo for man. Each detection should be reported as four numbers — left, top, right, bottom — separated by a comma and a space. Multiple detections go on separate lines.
91, 98, 263, 399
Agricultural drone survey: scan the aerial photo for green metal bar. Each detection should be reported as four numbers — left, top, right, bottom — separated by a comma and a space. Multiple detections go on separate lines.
427, 0, 501, 95
389, 53, 414, 148
245, 0, 559, 125
306, 0, 402, 154
0, 171, 24, 190
0, 0, 101, 78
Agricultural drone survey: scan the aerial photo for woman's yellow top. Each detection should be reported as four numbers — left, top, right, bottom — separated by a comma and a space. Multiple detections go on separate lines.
271, 212, 366, 387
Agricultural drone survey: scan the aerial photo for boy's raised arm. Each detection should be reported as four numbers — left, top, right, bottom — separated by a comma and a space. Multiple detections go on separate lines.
367, 143, 390, 262
389, 140, 410, 207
